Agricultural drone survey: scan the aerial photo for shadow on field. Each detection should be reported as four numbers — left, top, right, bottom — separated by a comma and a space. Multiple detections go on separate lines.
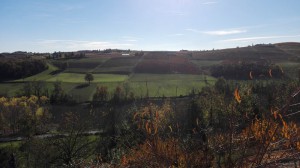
75, 83, 89, 89
49, 69, 64, 75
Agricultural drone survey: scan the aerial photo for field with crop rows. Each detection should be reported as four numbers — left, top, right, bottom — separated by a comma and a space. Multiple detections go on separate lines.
1, 44, 299, 102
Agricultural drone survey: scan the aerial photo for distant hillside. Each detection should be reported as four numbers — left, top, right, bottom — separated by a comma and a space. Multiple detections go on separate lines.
2, 42, 300, 62
191, 43, 300, 61
275, 42, 300, 59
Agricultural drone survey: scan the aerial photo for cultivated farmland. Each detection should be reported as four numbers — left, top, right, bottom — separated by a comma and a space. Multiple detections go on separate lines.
135, 52, 200, 74
93, 56, 141, 74
1, 43, 299, 102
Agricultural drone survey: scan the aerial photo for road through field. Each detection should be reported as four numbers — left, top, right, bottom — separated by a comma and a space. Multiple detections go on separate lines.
89, 57, 111, 73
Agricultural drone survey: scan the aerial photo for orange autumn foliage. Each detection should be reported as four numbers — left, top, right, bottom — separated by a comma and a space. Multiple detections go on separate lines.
122, 102, 214, 167
121, 137, 214, 167
234, 87, 241, 103
242, 113, 300, 150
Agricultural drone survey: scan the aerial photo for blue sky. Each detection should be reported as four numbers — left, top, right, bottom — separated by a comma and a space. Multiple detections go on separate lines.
1, 0, 300, 52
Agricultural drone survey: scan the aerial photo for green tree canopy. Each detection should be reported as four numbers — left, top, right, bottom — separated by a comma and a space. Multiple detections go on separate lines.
84, 73, 94, 85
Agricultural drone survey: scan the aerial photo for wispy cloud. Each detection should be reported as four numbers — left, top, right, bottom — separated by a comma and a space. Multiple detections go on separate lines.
204, 29, 247, 35
202, 1, 218, 5
121, 36, 141, 42
36, 40, 134, 51
168, 33, 184, 37
220, 35, 300, 42
185, 28, 202, 33
186, 28, 247, 35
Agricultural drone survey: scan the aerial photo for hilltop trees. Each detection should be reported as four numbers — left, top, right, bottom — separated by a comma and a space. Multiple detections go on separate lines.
50, 52, 85, 60
84, 73, 94, 85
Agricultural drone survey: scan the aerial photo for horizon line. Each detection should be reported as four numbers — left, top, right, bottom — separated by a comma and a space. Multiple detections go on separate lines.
1, 41, 299, 54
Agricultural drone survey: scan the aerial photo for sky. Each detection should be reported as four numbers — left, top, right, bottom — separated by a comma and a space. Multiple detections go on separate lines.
0, 0, 300, 53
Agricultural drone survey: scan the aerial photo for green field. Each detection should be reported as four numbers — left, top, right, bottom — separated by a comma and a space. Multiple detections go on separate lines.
0, 73, 216, 101
0, 83, 24, 96
46, 73, 128, 83
61, 74, 216, 101
0, 141, 22, 149
0, 54, 222, 101
128, 74, 216, 97
9, 47, 299, 101
130, 73, 216, 82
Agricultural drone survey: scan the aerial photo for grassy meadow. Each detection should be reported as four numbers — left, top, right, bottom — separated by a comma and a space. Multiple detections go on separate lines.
0, 55, 219, 101
46, 73, 128, 83
129, 74, 216, 97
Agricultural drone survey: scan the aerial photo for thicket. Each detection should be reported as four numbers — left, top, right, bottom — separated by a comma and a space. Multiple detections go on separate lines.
16, 81, 75, 105
0, 78, 300, 167
0, 96, 50, 136
0, 58, 47, 80
211, 62, 285, 80
117, 79, 300, 167
83, 78, 300, 167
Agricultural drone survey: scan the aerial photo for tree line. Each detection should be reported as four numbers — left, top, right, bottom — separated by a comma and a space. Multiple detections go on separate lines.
48, 52, 85, 60
210, 62, 284, 80
0, 58, 47, 81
